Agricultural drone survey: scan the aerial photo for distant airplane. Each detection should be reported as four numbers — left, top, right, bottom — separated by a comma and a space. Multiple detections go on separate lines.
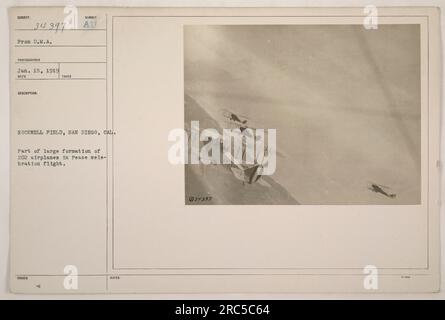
229, 113, 247, 124
221, 109, 249, 126
368, 182, 396, 198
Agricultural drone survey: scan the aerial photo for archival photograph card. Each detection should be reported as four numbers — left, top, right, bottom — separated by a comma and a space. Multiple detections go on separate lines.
9, 6, 441, 293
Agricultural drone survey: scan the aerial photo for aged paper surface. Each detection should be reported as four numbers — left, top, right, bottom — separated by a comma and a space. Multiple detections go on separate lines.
9, 6, 441, 293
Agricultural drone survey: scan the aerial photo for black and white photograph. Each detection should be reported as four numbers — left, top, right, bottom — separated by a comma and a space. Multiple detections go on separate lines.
184, 24, 421, 205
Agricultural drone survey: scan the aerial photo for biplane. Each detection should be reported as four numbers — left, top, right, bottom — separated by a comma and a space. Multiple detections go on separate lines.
219, 109, 272, 187
368, 182, 396, 199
